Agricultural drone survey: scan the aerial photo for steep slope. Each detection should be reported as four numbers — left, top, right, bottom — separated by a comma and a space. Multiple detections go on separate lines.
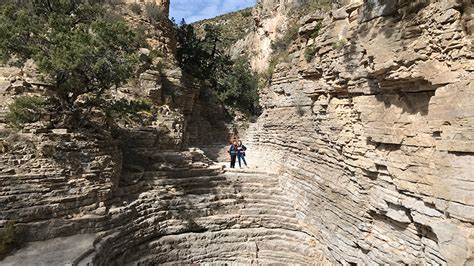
193, 8, 254, 51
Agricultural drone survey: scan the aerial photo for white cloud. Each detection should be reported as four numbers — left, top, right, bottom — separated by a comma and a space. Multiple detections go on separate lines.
170, 0, 256, 23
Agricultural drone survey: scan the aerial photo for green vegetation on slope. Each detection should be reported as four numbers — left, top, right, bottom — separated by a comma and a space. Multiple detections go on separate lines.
144, 2, 165, 24
0, 0, 145, 129
6, 96, 47, 128
191, 8, 254, 52
298, 0, 332, 14
176, 22, 260, 115
129, 2, 142, 15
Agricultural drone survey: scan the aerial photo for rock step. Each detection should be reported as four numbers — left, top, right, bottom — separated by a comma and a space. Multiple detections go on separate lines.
127, 191, 296, 210
199, 145, 232, 162
1, 234, 99, 266
127, 209, 298, 225
120, 187, 289, 207
71, 163, 316, 265
119, 228, 321, 265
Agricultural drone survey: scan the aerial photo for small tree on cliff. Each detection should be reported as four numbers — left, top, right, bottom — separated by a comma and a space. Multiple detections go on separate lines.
0, 0, 143, 127
176, 22, 208, 79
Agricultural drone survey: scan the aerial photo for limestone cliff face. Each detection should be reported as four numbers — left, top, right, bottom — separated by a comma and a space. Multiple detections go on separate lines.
0, 131, 123, 242
230, 0, 296, 72
1, 0, 474, 265
230, 0, 347, 72
0, 1, 199, 256
246, 0, 474, 264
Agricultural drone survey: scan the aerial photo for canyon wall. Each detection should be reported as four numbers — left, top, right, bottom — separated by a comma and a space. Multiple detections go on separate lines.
1, 0, 474, 265
230, 0, 347, 72
0, 0, 212, 259
0, 1, 244, 263
245, 0, 474, 264
0, 131, 123, 243
230, 0, 298, 72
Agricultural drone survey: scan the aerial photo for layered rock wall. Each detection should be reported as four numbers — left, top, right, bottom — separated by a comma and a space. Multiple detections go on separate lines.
0, 131, 123, 243
246, 0, 474, 264
230, 0, 298, 72
1, 0, 474, 265
230, 0, 347, 72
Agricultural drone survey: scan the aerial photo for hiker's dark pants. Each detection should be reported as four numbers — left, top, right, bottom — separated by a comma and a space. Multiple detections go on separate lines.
238, 153, 247, 167
230, 154, 237, 168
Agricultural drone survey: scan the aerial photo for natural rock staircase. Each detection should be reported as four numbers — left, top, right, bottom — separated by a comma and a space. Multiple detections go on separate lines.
82, 167, 325, 265
2, 127, 326, 265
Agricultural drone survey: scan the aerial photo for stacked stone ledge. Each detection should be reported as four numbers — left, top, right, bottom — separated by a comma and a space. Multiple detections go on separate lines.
0, 130, 123, 242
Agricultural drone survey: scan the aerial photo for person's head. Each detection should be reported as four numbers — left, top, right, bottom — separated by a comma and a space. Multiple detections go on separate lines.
238, 140, 243, 145
233, 140, 237, 145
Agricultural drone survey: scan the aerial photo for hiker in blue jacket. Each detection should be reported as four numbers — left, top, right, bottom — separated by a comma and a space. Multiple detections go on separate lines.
237, 140, 248, 168
228, 141, 238, 168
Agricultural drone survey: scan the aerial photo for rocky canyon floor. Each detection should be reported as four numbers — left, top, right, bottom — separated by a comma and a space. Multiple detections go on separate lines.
2, 134, 333, 265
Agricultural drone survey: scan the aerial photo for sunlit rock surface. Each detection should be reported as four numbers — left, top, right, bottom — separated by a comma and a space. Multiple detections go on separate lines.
245, 0, 474, 264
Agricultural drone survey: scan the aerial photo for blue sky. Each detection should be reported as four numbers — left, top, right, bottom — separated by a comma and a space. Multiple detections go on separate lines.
170, 0, 256, 23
